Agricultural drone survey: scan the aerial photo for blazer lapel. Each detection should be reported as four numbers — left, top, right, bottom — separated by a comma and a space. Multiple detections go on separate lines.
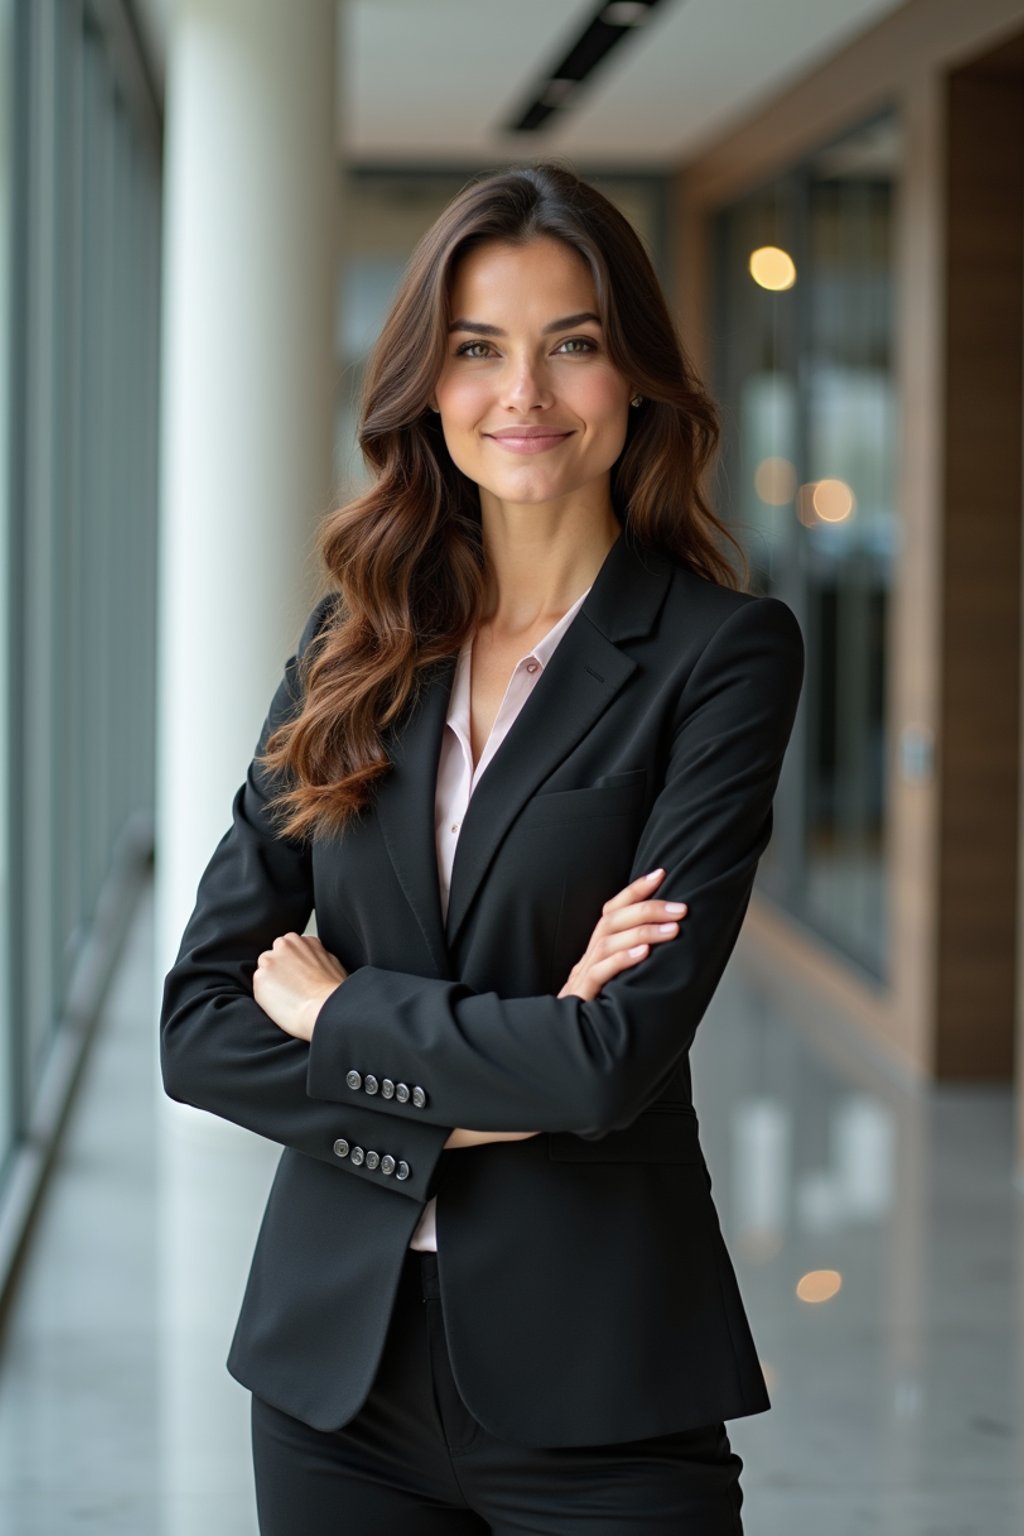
373, 530, 674, 969
375, 653, 457, 979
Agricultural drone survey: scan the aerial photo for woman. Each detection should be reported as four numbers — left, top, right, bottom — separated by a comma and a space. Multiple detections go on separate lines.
160, 160, 805, 1534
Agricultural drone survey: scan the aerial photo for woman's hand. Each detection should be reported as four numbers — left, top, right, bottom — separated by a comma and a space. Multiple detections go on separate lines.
254, 873, 686, 1135
253, 933, 348, 1043
557, 868, 687, 1002
445, 870, 687, 1148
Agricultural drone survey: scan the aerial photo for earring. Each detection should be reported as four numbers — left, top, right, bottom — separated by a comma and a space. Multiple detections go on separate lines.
630, 395, 643, 407
430, 405, 440, 413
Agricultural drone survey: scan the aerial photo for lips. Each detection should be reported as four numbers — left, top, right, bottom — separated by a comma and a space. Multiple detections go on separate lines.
485, 431, 573, 454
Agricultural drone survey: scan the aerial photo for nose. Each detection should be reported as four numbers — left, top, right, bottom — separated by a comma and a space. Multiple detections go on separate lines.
499, 354, 554, 412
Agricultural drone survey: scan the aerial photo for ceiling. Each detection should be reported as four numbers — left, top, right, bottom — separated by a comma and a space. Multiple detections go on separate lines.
134, 0, 907, 169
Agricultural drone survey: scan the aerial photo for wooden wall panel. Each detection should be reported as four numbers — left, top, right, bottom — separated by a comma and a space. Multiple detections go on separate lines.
937, 68, 1024, 1076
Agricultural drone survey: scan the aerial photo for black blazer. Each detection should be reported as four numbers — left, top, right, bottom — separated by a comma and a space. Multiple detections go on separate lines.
160, 529, 805, 1446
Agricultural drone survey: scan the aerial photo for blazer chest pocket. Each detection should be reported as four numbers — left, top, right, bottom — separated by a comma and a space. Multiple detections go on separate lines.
520, 767, 647, 826
548, 1105, 702, 1164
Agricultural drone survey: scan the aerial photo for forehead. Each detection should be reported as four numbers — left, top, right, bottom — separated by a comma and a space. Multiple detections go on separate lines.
448, 238, 596, 312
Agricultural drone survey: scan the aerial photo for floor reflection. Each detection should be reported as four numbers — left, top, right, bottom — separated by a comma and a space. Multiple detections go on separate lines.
0, 876, 1021, 1534
693, 953, 1024, 1533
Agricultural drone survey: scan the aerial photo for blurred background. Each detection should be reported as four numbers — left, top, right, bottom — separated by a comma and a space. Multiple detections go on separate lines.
0, 0, 1023, 1531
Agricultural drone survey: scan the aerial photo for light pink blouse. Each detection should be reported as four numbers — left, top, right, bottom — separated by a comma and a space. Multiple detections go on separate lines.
408, 581, 594, 1252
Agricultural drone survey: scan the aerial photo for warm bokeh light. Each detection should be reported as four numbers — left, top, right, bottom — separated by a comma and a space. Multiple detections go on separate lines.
754, 455, 798, 506
749, 244, 797, 290
796, 478, 856, 525
796, 1269, 843, 1303
813, 478, 855, 522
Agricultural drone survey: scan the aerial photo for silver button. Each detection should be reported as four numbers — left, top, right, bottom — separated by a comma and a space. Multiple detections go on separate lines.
395, 1083, 410, 1104
364, 1074, 379, 1095
332, 1138, 350, 1159
365, 1150, 380, 1170
411, 1085, 427, 1109
380, 1155, 396, 1175
350, 1146, 365, 1166
395, 1161, 410, 1181
381, 1079, 395, 1099
345, 1070, 362, 1091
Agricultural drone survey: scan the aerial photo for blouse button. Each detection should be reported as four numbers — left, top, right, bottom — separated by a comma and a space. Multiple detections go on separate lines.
526, 661, 539, 673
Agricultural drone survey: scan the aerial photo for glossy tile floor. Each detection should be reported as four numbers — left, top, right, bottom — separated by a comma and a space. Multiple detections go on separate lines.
1, 873, 1022, 1534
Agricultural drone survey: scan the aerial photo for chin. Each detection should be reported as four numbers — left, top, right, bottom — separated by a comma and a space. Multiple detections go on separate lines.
489, 485, 572, 510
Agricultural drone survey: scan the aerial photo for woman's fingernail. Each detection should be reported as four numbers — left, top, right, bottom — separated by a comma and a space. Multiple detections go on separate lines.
643, 868, 664, 881
629, 944, 648, 957
664, 902, 687, 915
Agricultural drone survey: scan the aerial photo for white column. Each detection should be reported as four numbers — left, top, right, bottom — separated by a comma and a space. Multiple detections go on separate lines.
156, 0, 337, 968
153, 2, 337, 1524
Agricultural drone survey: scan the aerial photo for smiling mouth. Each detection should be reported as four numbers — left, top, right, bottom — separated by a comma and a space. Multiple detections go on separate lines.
485, 432, 573, 454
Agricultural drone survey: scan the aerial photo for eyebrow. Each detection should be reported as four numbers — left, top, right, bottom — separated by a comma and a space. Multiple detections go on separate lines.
447, 311, 602, 336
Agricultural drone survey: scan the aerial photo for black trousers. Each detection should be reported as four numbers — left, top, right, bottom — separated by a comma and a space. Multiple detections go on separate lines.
250, 1247, 745, 1535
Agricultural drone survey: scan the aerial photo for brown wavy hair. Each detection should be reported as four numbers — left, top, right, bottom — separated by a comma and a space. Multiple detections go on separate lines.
259, 159, 746, 845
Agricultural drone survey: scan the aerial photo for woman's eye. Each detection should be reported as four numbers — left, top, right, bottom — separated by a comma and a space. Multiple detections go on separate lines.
453, 337, 597, 359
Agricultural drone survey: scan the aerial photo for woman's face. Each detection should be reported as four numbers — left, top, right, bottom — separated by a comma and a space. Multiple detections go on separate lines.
430, 236, 633, 519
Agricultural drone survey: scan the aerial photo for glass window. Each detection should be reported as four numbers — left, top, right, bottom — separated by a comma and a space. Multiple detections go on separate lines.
0, 0, 160, 1230
713, 110, 901, 981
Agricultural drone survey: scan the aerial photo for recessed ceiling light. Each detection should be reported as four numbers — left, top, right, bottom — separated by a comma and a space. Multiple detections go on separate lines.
504, 0, 668, 134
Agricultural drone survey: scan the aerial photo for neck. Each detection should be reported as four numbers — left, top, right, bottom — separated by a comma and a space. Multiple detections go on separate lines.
477, 503, 621, 635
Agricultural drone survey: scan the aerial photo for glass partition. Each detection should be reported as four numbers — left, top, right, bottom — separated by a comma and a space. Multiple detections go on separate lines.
0, 0, 160, 1223
712, 110, 900, 981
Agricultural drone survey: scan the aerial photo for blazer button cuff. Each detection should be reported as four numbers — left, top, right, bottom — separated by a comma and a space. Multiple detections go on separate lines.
381, 1079, 395, 1099
364, 1074, 379, 1095
350, 1146, 365, 1166
365, 1150, 380, 1170
380, 1154, 396, 1174
395, 1083, 410, 1104
345, 1070, 362, 1091
395, 1160, 410, 1180
411, 1085, 427, 1108
332, 1138, 349, 1159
